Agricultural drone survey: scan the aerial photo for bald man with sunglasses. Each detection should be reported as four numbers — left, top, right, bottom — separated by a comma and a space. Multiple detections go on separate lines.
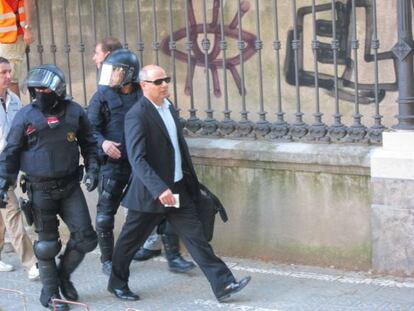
108, 64, 251, 302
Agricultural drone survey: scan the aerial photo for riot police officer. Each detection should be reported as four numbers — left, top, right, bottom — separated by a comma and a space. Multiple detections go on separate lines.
88, 49, 142, 276
88, 49, 195, 276
0, 64, 99, 311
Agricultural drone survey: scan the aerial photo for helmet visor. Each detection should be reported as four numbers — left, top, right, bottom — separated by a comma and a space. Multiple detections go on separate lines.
25, 68, 65, 97
99, 63, 129, 87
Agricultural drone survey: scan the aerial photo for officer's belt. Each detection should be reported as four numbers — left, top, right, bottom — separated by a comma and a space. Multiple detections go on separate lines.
27, 171, 79, 191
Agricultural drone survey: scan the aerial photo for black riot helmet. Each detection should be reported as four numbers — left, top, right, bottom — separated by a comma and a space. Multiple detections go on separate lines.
26, 64, 66, 99
98, 48, 140, 88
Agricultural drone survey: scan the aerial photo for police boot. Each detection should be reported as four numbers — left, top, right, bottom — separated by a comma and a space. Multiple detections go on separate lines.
57, 248, 85, 301
161, 234, 196, 273
38, 259, 69, 311
97, 231, 114, 276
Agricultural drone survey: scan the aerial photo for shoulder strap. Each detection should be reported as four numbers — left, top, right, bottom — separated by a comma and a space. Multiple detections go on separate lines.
64, 101, 80, 128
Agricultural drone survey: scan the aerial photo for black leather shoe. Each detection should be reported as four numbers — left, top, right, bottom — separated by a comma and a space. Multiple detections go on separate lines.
168, 255, 196, 273
60, 277, 78, 301
217, 276, 251, 302
107, 285, 140, 301
46, 294, 70, 311
133, 248, 161, 261
102, 260, 112, 276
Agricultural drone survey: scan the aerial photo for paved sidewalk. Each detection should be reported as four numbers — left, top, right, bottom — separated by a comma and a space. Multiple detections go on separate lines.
1, 247, 414, 311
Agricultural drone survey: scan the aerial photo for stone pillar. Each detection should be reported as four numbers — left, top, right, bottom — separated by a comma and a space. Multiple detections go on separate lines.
371, 131, 414, 276
393, 0, 414, 130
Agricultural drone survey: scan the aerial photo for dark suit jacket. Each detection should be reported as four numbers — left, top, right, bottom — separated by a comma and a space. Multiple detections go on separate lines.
122, 96, 200, 213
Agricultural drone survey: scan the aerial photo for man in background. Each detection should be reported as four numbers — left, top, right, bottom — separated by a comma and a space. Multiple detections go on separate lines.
92, 36, 122, 69
0, 0, 35, 97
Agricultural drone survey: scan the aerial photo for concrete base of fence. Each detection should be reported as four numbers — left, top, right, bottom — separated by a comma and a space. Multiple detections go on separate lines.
188, 138, 375, 271
371, 131, 414, 276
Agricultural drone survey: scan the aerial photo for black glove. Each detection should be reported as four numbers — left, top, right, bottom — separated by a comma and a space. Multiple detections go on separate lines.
0, 178, 9, 209
83, 170, 99, 192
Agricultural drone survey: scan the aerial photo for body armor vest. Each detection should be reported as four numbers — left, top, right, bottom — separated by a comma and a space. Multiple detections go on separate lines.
20, 103, 81, 179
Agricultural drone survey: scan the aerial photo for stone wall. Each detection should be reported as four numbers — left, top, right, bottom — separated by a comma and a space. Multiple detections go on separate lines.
67, 137, 374, 271
188, 138, 375, 270
78, 138, 373, 270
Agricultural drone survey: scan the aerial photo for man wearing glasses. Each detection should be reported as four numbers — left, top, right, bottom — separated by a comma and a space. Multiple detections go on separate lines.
108, 64, 251, 302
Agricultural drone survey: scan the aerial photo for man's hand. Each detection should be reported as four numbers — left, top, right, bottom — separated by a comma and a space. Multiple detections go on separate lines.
0, 189, 9, 208
83, 170, 99, 192
158, 189, 177, 206
23, 29, 34, 45
102, 140, 122, 159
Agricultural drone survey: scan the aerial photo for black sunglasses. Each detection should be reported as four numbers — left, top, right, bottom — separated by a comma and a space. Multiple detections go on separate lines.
144, 77, 171, 86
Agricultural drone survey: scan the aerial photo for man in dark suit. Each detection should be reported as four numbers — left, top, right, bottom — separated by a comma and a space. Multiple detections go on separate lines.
108, 64, 250, 302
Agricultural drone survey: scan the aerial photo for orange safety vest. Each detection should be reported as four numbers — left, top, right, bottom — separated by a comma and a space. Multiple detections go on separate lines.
0, 0, 26, 43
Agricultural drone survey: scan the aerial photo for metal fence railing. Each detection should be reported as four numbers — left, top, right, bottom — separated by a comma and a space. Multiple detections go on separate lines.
26, 0, 414, 144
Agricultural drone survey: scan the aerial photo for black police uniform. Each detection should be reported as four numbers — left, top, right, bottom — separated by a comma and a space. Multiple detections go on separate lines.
0, 65, 99, 311
87, 85, 140, 265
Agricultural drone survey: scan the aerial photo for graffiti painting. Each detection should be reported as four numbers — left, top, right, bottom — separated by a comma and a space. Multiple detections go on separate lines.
160, 0, 257, 98
284, 0, 397, 104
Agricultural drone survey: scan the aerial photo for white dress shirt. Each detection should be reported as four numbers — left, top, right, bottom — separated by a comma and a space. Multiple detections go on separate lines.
150, 99, 183, 182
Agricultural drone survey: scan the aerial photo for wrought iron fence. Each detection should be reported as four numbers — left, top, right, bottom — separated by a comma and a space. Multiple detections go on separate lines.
26, 0, 414, 144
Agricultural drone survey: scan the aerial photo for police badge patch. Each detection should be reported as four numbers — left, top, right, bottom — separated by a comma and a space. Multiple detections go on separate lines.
67, 132, 76, 142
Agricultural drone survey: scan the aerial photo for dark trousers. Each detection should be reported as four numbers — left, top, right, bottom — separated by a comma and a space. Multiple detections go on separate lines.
109, 180, 235, 297
96, 160, 131, 262
32, 184, 93, 238
31, 184, 95, 302
96, 160, 131, 231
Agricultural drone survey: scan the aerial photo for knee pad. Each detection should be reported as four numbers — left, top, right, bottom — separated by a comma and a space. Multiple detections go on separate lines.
99, 177, 119, 201
34, 239, 62, 260
96, 213, 114, 232
68, 228, 98, 254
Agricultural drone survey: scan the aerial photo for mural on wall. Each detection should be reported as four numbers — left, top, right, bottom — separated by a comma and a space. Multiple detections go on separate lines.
284, 0, 397, 104
160, 0, 257, 97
